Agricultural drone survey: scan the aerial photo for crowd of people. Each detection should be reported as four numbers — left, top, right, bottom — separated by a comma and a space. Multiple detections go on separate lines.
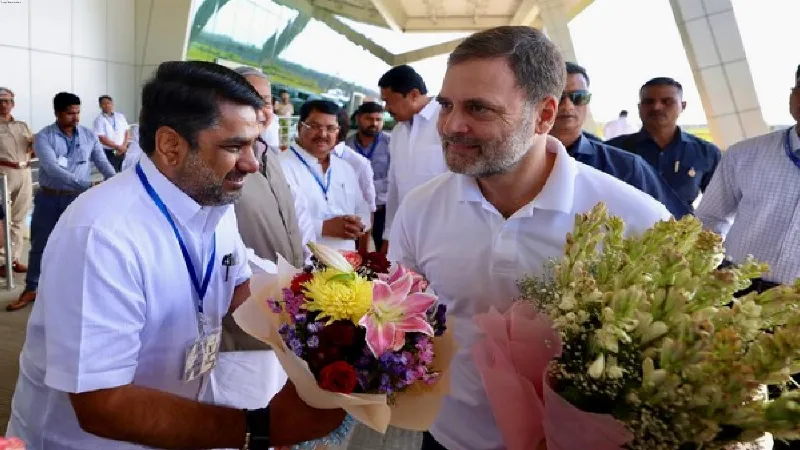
0, 24, 798, 450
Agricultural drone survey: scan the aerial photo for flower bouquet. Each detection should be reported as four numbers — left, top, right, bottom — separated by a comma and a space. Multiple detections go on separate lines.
0, 437, 24, 450
474, 202, 800, 450
234, 243, 455, 447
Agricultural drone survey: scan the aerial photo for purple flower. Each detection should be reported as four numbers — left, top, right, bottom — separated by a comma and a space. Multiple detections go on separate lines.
282, 288, 305, 316
294, 313, 307, 325
307, 322, 320, 333
432, 304, 447, 337
415, 337, 434, 364
288, 338, 303, 356
278, 323, 292, 335
268, 300, 283, 313
307, 335, 319, 349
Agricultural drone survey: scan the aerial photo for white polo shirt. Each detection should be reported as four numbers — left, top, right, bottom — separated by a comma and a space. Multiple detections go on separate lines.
388, 141, 670, 450
92, 112, 129, 149
7, 156, 251, 450
279, 144, 371, 251
334, 141, 377, 212
385, 99, 448, 237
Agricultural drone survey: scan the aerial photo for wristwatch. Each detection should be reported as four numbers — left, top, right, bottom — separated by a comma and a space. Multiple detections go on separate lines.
243, 406, 271, 450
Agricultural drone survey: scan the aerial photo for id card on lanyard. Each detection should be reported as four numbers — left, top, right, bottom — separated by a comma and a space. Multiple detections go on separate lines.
58, 131, 78, 168
135, 162, 221, 383
291, 145, 332, 200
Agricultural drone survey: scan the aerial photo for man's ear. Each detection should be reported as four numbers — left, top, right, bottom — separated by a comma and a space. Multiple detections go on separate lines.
534, 96, 559, 136
152, 126, 188, 168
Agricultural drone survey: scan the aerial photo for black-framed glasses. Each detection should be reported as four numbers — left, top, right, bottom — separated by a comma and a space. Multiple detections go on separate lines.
561, 90, 592, 106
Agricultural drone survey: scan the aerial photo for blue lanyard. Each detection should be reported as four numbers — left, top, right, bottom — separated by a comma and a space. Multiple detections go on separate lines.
785, 128, 800, 170
107, 114, 116, 130
291, 146, 332, 200
60, 132, 76, 155
354, 135, 379, 160
135, 162, 216, 314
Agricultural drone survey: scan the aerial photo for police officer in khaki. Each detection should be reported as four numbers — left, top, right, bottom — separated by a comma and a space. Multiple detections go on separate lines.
0, 87, 33, 279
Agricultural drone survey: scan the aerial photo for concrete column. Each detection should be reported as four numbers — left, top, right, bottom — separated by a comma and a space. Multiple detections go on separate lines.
669, 0, 768, 148
134, 0, 196, 117
538, 0, 577, 63
538, 0, 597, 134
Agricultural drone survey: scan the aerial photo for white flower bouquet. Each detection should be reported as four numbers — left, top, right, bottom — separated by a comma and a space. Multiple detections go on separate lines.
474, 203, 800, 449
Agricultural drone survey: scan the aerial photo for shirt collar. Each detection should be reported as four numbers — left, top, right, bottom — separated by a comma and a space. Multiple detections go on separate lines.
634, 126, 688, 145
455, 138, 577, 216
333, 142, 346, 158
138, 156, 230, 234
53, 123, 79, 140
567, 133, 595, 156
416, 99, 439, 122
791, 125, 800, 153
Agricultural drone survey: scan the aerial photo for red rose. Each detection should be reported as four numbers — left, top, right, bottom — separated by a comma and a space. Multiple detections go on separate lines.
290, 272, 313, 295
340, 251, 363, 269
318, 361, 358, 394
362, 252, 390, 274
319, 320, 357, 347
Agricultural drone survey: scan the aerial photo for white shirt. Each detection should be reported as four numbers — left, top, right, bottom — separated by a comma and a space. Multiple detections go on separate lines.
279, 144, 371, 251
388, 141, 670, 450
121, 124, 143, 172
603, 116, 636, 140
385, 99, 448, 237
263, 121, 280, 147
93, 112, 130, 148
334, 141, 377, 212
696, 127, 800, 284
7, 156, 251, 450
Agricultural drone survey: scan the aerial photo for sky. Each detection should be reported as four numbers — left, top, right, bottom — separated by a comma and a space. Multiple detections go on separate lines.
201, 0, 800, 126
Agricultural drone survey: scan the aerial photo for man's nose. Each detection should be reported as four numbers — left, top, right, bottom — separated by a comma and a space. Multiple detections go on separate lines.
238, 144, 260, 174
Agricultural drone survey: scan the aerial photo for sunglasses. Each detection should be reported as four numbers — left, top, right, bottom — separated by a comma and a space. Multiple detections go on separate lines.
561, 90, 592, 106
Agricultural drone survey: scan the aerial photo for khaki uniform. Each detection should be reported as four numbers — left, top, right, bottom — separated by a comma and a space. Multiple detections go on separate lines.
0, 118, 33, 261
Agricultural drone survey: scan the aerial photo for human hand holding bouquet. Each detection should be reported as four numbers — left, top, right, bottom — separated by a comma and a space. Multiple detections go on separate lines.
474, 203, 800, 450
234, 243, 454, 448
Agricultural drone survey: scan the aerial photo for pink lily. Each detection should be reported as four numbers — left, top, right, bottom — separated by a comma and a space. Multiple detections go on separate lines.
359, 272, 437, 357
380, 264, 429, 293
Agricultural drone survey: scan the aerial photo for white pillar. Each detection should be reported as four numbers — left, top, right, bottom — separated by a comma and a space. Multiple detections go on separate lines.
134, 0, 196, 117
669, 0, 768, 148
538, 0, 597, 134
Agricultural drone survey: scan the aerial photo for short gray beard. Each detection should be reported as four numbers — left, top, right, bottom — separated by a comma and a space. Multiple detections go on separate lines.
444, 107, 535, 178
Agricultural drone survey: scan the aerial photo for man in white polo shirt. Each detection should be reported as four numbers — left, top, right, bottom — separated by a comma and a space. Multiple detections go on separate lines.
93, 95, 130, 172
379, 65, 448, 254
7, 61, 345, 450
388, 27, 670, 450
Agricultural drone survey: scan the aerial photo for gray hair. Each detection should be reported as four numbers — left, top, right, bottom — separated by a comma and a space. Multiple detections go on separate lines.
0, 87, 14, 98
448, 26, 566, 104
233, 66, 269, 81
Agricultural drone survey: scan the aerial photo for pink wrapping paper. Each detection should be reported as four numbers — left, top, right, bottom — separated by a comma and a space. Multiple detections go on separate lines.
472, 303, 632, 450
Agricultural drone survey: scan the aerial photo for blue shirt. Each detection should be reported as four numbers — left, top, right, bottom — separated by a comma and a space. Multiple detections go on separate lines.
34, 123, 116, 191
345, 131, 391, 206
606, 128, 721, 210
568, 133, 691, 218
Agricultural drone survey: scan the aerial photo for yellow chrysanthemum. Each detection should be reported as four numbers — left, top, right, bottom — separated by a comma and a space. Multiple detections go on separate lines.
302, 269, 373, 323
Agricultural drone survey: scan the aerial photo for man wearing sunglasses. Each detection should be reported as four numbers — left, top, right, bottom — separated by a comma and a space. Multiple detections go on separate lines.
606, 77, 721, 213
550, 62, 690, 218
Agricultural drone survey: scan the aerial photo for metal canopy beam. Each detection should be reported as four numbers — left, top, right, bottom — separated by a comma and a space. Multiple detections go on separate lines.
510, 0, 541, 26
316, 11, 394, 64
368, 0, 407, 32
393, 38, 465, 65
311, 0, 386, 27
404, 15, 510, 31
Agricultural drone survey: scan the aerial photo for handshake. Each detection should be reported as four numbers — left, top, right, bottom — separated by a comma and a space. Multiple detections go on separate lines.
322, 215, 367, 240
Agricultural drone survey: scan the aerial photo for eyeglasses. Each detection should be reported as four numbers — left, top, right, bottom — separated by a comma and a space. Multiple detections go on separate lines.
300, 121, 339, 134
561, 90, 592, 106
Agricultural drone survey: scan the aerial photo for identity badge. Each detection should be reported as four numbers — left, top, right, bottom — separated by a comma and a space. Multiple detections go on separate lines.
181, 329, 222, 383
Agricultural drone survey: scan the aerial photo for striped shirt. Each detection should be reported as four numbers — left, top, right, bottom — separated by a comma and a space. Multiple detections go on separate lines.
695, 126, 800, 284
